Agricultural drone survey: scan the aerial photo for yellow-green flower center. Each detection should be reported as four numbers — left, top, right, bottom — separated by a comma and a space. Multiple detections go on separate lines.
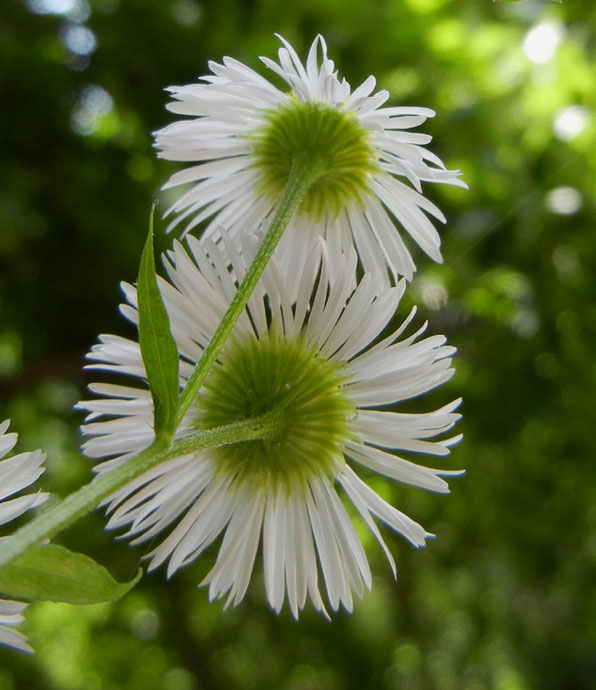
196, 332, 355, 492
250, 100, 379, 220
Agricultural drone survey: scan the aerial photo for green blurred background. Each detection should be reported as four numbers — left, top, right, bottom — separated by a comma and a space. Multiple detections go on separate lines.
1, 0, 595, 688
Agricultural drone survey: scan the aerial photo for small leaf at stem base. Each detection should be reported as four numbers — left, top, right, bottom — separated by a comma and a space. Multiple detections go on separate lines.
0, 544, 141, 604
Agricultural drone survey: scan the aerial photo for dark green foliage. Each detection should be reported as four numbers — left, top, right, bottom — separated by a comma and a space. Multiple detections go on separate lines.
1, 0, 595, 688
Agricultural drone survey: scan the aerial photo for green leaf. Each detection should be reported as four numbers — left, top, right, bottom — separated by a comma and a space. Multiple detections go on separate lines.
0, 544, 141, 604
137, 205, 180, 437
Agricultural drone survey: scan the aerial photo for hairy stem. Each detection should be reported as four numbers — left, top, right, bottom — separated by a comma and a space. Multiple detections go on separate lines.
175, 156, 324, 426
0, 413, 279, 569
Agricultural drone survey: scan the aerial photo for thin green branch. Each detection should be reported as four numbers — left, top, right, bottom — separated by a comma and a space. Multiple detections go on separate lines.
175, 156, 324, 426
0, 413, 279, 570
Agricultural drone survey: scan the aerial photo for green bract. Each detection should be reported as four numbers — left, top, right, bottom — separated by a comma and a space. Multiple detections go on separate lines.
251, 100, 378, 220
137, 209, 180, 438
197, 331, 356, 493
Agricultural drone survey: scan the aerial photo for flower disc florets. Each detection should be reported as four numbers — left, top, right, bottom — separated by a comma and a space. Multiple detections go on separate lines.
198, 332, 355, 492
252, 100, 378, 219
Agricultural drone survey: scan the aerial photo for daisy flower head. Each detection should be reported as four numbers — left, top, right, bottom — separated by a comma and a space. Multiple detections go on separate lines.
154, 34, 467, 284
0, 420, 48, 653
78, 233, 463, 617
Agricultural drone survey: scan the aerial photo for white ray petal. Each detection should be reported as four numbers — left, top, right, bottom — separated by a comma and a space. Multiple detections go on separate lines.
339, 465, 431, 548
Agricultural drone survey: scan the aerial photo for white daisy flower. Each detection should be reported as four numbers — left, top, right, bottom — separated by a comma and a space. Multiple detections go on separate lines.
0, 420, 48, 653
154, 34, 467, 283
77, 234, 462, 617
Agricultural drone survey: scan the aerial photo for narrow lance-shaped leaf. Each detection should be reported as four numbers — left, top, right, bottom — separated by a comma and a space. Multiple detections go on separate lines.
137, 206, 180, 437
0, 544, 141, 604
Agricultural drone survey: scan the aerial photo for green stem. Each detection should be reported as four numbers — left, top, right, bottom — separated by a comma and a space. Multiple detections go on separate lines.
0, 413, 279, 569
175, 156, 324, 426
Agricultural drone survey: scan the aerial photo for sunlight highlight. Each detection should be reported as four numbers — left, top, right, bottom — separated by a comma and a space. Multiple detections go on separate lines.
523, 21, 564, 64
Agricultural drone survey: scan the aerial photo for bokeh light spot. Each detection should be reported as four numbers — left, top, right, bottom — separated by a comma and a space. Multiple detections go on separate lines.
70, 85, 113, 136
545, 186, 582, 215
171, 0, 201, 25
60, 24, 97, 56
523, 21, 563, 63
26, 0, 77, 14
553, 105, 590, 142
